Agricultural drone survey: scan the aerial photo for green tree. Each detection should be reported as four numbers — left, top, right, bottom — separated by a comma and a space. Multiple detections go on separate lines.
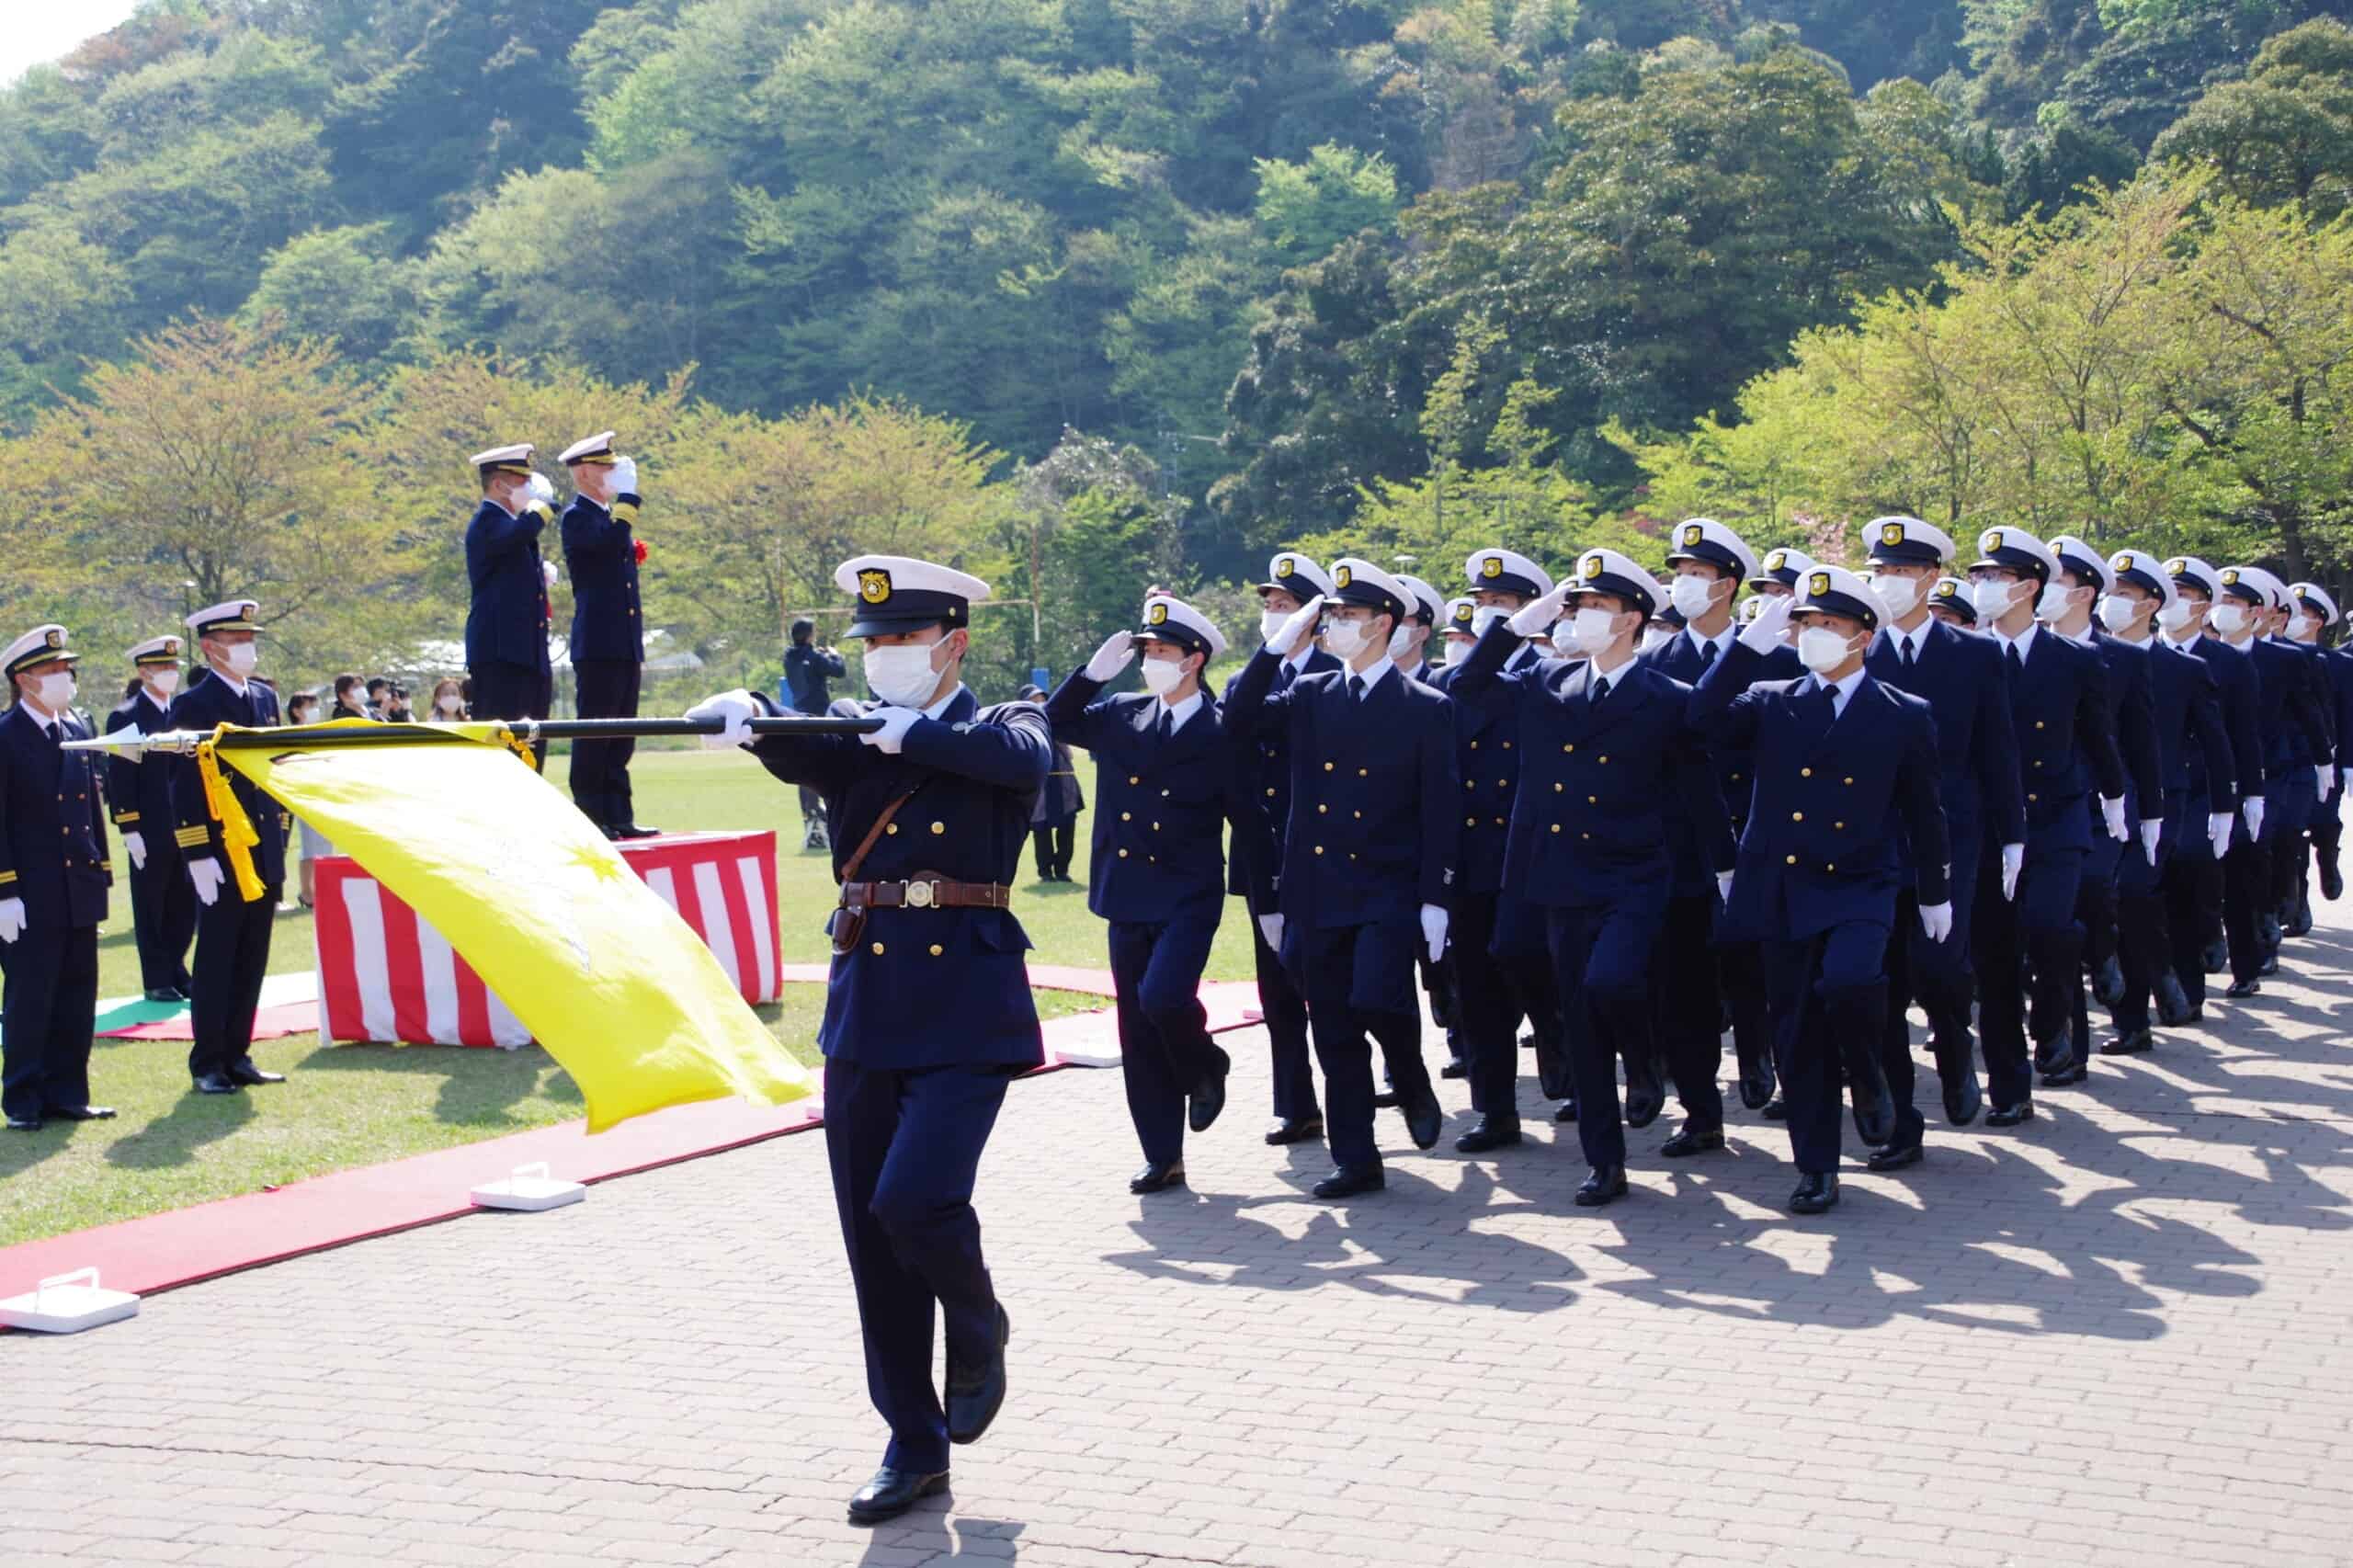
2153, 17, 2353, 219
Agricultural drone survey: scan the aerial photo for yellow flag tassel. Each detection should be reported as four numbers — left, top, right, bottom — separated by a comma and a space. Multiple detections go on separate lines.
195, 726, 268, 903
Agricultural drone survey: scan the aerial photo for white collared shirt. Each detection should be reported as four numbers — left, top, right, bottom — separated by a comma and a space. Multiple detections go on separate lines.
1988, 620, 2040, 665
1156, 690, 1204, 733
1684, 624, 1734, 663
141, 685, 171, 715
1346, 657, 1395, 697
1889, 619, 1933, 665
1808, 665, 1867, 719
1279, 644, 1318, 678
922, 684, 968, 722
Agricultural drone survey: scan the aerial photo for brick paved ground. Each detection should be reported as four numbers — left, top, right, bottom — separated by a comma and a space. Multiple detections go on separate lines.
6, 906, 2353, 1568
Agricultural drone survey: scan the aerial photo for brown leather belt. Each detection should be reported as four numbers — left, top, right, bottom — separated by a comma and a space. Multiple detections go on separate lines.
839, 876, 1012, 912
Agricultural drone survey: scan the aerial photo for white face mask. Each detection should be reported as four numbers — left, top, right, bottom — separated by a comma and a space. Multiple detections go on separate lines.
1668, 574, 1718, 621
2210, 603, 2249, 637
1321, 617, 1372, 661
1139, 655, 1185, 696
1259, 608, 1291, 645
147, 667, 181, 697
2289, 613, 2319, 642
33, 671, 75, 710
1798, 626, 1854, 674
2097, 595, 2141, 634
1639, 627, 1672, 653
1872, 574, 1923, 620
863, 641, 943, 708
1564, 607, 1620, 653
1472, 607, 1507, 637
1972, 578, 2022, 621
435, 694, 462, 715
2036, 583, 2077, 622
222, 642, 258, 677
1385, 623, 1422, 662
2159, 599, 2200, 635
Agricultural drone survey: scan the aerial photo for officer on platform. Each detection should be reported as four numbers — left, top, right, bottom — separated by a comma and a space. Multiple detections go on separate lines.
1048, 596, 1250, 1193
1224, 557, 1458, 1199
168, 600, 290, 1096
687, 555, 1041, 1526
108, 635, 197, 1002
0, 626, 114, 1131
1225, 551, 1341, 1148
463, 443, 557, 734
558, 432, 654, 839
1689, 572, 1952, 1213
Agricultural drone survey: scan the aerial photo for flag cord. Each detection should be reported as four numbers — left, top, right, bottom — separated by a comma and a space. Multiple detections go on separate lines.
195, 725, 268, 903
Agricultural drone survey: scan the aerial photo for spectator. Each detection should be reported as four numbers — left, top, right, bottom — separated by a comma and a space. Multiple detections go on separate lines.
332, 674, 371, 720
384, 685, 414, 722
428, 676, 467, 720
1023, 682, 1084, 882
783, 617, 847, 850
285, 693, 330, 908
365, 676, 390, 718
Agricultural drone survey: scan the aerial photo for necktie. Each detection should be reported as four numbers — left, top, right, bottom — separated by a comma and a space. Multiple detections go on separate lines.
1157, 708, 1173, 741
1902, 635, 1917, 668
2007, 640, 2024, 672
1699, 641, 1719, 670
1819, 679, 1839, 722
1348, 675, 1366, 702
1591, 676, 1608, 705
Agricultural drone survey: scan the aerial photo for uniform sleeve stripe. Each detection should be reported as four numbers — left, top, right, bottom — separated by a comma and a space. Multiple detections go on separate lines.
611, 501, 639, 526
0, 870, 16, 884
114, 811, 141, 824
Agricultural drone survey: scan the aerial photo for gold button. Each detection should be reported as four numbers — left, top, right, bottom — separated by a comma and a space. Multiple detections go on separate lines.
928, 944, 943, 957
1554, 782, 1563, 792
1835, 822, 1844, 830
1598, 756, 1608, 764
1502, 741, 1512, 749
1588, 795, 1597, 803
1324, 762, 1335, 771
1786, 855, 1798, 865
1791, 812, 1803, 822
1349, 852, 1358, 861
886, 824, 899, 835
1119, 848, 1130, 858
1122, 812, 1132, 821
1464, 780, 1474, 790
2034, 759, 2043, 768
1358, 767, 1369, 777
2036, 721, 2045, 730
1733, 772, 1744, 781
929, 822, 944, 835
1317, 803, 1327, 813
1801, 767, 1813, 778
1467, 815, 1477, 826
1153, 822, 1161, 830
1161, 789, 1170, 797
1495, 817, 1505, 826
1581, 831, 1590, 839
1129, 776, 1140, 785
1564, 744, 1574, 753
1313, 845, 1324, 856
2028, 792, 2039, 802
1352, 811, 1361, 819
1844, 777, 1854, 785
1551, 824, 1561, 834
1267, 787, 1276, 797
1470, 740, 1479, 750
870, 942, 885, 955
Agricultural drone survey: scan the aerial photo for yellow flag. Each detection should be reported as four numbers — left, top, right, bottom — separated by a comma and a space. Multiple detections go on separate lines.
218, 725, 813, 1131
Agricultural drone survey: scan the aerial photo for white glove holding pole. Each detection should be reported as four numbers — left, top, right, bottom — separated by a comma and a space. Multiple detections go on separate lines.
1084, 631, 1135, 683
0, 897, 23, 945
2138, 819, 2161, 866
2209, 812, 2234, 860
858, 706, 921, 755
2000, 842, 2024, 902
124, 831, 146, 871
1418, 903, 1449, 963
685, 689, 757, 747
2100, 795, 2129, 843
611, 456, 637, 495
2244, 795, 2265, 841
1257, 912, 1284, 951
1507, 583, 1573, 639
1738, 593, 1792, 653
188, 858, 224, 907
1266, 595, 1325, 659
1918, 900, 1953, 943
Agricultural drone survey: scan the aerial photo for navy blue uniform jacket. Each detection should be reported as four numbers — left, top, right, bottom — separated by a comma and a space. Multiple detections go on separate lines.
1640, 629, 1768, 896
1222, 652, 1457, 929
1865, 617, 2026, 863
2144, 637, 2239, 816
165, 676, 288, 888
1222, 648, 1341, 900
1044, 674, 1268, 922
786, 642, 848, 714
1429, 643, 1541, 898
560, 493, 643, 663
2084, 627, 2166, 824
464, 497, 553, 675
1690, 645, 1950, 943
0, 705, 111, 927
105, 689, 176, 837
1998, 631, 2128, 852
2183, 637, 2267, 803
748, 687, 1050, 1068
1448, 623, 1733, 913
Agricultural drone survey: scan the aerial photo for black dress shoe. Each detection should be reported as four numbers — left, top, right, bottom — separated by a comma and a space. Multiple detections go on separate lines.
1128, 1161, 1185, 1194
2258, 911, 2282, 951
1574, 1164, 1628, 1207
599, 824, 627, 841
2201, 938, 2228, 975
945, 1302, 1009, 1445
847, 1466, 949, 1525
1371, 1087, 1400, 1109
1659, 1123, 1724, 1158
2154, 970, 2194, 1027
1312, 1164, 1384, 1199
1439, 1055, 1468, 1080
143, 986, 184, 1004
2258, 952, 2279, 976
45, 1105, 115, 1120
1453, 1117, 1521, 1153
2224, 978, 2262, 998
1264, 1115, 1323, 1146
611, 823, 660, 840
1736, 1052, 1775, 1111
2100, 1028, 2155, 1056
227, 1060, 285, 1085
6, 1115, 40, 1131
1790, 1172, 1840, 1213
192, 1072, 240, 1095
1534, 1035, 1574, 1101
1847, 1074, 1894, 1149
1761, 1095, 1789, 1120
1187, 1070, 1226, 1133
2032, 1025, 2075, 1077
1866, 1141, 1922, 1172
1984, 1098, 2035, 1127
1402, 1085, 1443, 1151
2040, 1061, 2089, 1087
2092, 955, 2126, 1007
1941, 1064, 1983, 1127
2286, 892, 2313, 937
1552, 1098, 1578, 1122
2323, 859, 2344, 902
1622, 1055, 1665, 1130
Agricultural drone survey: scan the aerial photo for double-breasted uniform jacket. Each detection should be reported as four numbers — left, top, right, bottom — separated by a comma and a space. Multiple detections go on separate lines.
2245, 635, 2333, 801
2146, 636, 2239, 824
1996, 629, 2128, 854
1429, 642, 1543, 901
1641, 627, 1761, 899
464, 496, 554, 677
747, 687, 1050, 1068
1222, 653, 1458, 931
105, 687, 176, 844
1688, 648, 1951, 943
560, 492, 644, 664
0, 705, 110, 928
2079, 626, 2167, 846
165, 676, 288, 889
1865, 616, 2026, 877
2177, 634, 2267, 823
1222, 648, 1340, 902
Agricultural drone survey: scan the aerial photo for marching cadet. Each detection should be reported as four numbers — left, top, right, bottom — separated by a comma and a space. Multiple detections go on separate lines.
558, 432, 654, 839
1225, 551, 1341, 1147
168, 600, 290, 1096
1643, 517, 1771, 1139
1449, 550, 1733, 1207
1748, 546, 1815, 605
1689, 574, 1952, 1212
2158, 557, 2268, 1008
1386, 573, 1465, 1083
1047, 596, 1250, 1194
1224, 558, 1457, 1199
1736, 547, 1810, 1119
1925, 578, 1979, 631
2288, 583, 2351, 912
2212, 566, 2331, 985
0, 626, 114, 1131
1965, 528, 2129, 1121
2039, 538, 2165, 1089
1438, 597, 1479, 665
108, 635, 196, 1002
2269, 582, 2337, 938
687, 555, 1042, 1525
463, 442, 557, 734
1859, 517, 2022, 1163
1431, 548, 1567, 1151
2098, 551, 2237, 1052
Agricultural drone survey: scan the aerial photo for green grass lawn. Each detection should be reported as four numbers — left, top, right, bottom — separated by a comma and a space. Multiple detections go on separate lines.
5, 744, 1240, 1245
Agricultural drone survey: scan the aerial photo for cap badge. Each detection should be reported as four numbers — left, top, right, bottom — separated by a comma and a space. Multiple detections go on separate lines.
1147, 602, 1168, 625
1765, 551, 1785, 572
858, 569, 892, 604
1808, 571, 1832, 597
1981, 528, 2002, 553
1937, 581, 1958, 599
1334, 564, 1353, 587
1881, 522, 1906, 546
2111, 551, 2131, 571
2294, 585, 2311, 600
44, 629, 62, 649
2165, 558, 2188, 574
1275, 557, 1295, 578
2222, 569, 2239, 585
1453, 602, 1472, 623
1482, 555, 1502, 578
1681, 524, 1703, 548
1581, 553, 1603, 578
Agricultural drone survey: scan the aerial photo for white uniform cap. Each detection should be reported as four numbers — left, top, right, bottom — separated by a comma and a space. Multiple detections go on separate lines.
2290, 582, 2340, 626
2107, 550, 2178, 611
1394, 574, 1443, 623
1461, 548, 1553, 598
1440, 597, 1478, 636
1752, 546, 1815, 588
559, 431, 618, 466
1568, 547, 1662, 619
1863, 516, 1956, 568
129, 634, 184, 665
1137, 596, 1227, 659
4, 624, 79, 676
469, 442, 535, 475
2220, 564, 2288, 610
187, 599, 262, 636
2046, 535, 2115, 595
1665, 518, 1761, 584
1970, 526, 2060, 583
1326, 557, 1412, 621
1258, 551, 1336, 600
834, 554, 991, 637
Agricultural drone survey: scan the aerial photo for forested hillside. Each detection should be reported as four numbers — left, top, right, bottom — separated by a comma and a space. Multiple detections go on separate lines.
2, 0, 2348, 689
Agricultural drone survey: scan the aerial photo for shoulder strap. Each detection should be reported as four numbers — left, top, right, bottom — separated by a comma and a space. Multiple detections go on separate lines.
837, 780, 926, 886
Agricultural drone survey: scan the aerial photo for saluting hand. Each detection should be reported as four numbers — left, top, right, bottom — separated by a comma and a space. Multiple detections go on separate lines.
611, 455, 638, 495
1084, 631, 1135, 683
1507, 582, 1572, 639
1267, 595, 1325, 659
1738, 593, 1792, 653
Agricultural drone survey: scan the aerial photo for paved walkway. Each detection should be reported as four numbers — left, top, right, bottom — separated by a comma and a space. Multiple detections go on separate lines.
7, 907, 2353, 1567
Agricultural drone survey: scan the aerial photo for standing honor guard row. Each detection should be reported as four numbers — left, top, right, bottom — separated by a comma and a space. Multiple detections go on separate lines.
108, 634, 197, 1002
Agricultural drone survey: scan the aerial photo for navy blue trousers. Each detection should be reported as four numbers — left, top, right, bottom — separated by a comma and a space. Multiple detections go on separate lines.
1653, 893, 1724, 1132
1765, 921, 1889, 1175
1882, 823, 1981, 1147
187, 883, 278, 1080
1974, 844, 2083, 1107
1246, 892, 1319, 1123
1545, 899, 1664, 1169
824, 1057, 1013, 1474
0, 921, 98, 1121
126, 831, 196, 994
568, 657, 641, 827
469, 660, 551, 769
1108, 911, 1229, 1165
1287, 917, 1427, 1171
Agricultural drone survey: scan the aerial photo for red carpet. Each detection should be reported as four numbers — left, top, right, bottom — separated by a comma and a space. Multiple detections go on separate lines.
100, 1002, 319, 1042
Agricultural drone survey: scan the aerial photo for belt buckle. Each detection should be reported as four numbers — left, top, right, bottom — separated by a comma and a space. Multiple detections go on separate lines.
904, 879, 936, 910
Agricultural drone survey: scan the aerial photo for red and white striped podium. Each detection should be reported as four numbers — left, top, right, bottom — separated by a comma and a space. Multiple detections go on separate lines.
313, 830, 784, 1048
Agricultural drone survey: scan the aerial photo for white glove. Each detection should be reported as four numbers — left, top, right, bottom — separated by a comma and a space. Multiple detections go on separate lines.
1716, 869, 1733, 904
857, 706, 921, 755
1266, 595, 1325, 658
0, 897, 23, 945
2000, 842, 2024, 902
1918, 900, 1953, 943
2244, 795, 2266, 841
1084, 631, 1135, 683
540, 559, 560, 589
124, 831, 146, 870
1257, 912, 1284, 951
1738, 593, 1792, 653
685, 689, 757, 747
2340, 767, 2351, 797
1418, 903, 1449, 964
2100, 795, 2129, 842
2209, 812, 2234, 860
2317, 765, 2332, 799
526, 472, 556, 508
188, 858, 224, 907
610, 456, 637, 495
1507, 583, 1573, 639
2138, 819, 2161, 866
